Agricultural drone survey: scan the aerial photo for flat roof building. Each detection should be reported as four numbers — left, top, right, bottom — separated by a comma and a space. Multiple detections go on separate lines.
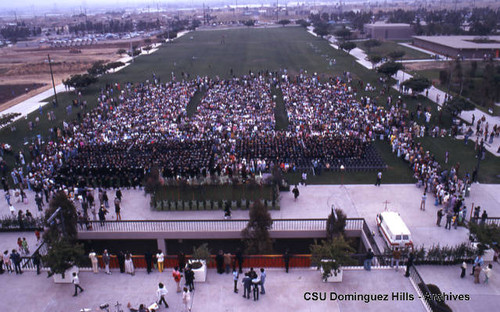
413, 35, 500, 59
364, 22, 413, 40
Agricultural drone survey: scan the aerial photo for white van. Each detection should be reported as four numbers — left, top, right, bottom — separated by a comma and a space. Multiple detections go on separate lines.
376, 211, 413, 250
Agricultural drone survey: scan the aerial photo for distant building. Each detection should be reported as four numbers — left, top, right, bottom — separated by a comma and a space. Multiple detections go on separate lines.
363, 22, 413, 40
413, 36, 500, 59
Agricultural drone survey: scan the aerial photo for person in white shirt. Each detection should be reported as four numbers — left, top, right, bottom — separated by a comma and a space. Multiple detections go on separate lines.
72, 272, 84, 297
89, 250, 98, 273
156, 250, 164, 273
182, 287, 191, 312
156, 283, 169, 308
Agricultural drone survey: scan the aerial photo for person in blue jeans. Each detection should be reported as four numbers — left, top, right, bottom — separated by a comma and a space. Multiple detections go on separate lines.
364, 249, 374, 271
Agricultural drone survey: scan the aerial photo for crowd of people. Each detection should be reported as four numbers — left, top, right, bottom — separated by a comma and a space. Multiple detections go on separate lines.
2, 73, 389, 196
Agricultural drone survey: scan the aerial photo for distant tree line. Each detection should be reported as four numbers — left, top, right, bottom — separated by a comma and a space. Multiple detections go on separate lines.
0, 22, 42, 42
327, 7, 499, 36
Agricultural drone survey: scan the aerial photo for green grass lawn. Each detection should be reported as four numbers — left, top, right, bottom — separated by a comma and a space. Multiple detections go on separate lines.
361, 41, 431, 60
416, 136, 500, 184
1, 27, 497, 184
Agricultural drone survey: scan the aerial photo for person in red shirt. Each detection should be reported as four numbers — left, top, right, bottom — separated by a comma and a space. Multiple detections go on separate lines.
172, 267, 182, 292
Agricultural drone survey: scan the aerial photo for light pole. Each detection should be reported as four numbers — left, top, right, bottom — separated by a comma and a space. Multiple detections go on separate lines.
340, 165, 345, 186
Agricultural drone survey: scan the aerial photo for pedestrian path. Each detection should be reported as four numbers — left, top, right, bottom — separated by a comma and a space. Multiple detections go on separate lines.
5, 183, 498, 251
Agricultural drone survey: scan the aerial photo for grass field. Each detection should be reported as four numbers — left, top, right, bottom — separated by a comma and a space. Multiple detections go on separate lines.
1, 26, 498, 184
360, 41, 431, 60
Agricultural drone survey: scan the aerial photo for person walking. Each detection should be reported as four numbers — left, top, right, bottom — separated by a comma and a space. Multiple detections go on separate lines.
98, 205, 107, 226
405, 252, 415, 277
3, 250, 13, 273
117, 251, 125, 273
224, 252, 232, 274
233, 267, 239, 293
178, 251, 186, 273
89, 250, 98, 273
420, 192, 427, 211
182, 287, 191, 312
260, 268, 266, 294
72, 272, 84, 296
474, 263, 482, 284
471, 255, 484, 275
32, 252, 41, 275
145, 250, 153, 274
114, 197, 121, 220
436, 209, 444, 226
21, 237, 29, 255
216, 250, 224, 274
172, 267, 182, 293
252, 275, 260, 301
157, 250, 165, 273
445, 211, 453, 230
483, 264, 492, 284
184, 265, 195, 292
364, 248, 374, 271
292, 185, 299, 201
10, 249, 22, 274
102, 249, 111, 275
235, 249, 243, 274
156, 283, 169, 308
242, 273, 252, 299
460, 261, 467, 278
124, 253, 135, 275
375, 171, 382, 186
391, 248, 401, 271
283, 249, 291, 273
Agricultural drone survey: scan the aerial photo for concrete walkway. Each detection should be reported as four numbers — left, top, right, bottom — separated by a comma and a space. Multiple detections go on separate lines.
0, 267, 425, 312
4, 183, 498, 251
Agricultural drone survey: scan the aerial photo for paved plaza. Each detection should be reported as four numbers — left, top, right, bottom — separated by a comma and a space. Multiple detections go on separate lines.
0, 267, 425, 312
2, 183, 499, 254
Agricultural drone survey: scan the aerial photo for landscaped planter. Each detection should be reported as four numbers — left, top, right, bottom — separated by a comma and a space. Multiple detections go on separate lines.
53, 266, 79, 284
320, 260, 343, 283
188, 259, 207, 282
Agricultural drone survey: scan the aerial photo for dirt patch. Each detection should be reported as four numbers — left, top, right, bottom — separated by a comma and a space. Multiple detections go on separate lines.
404, 61, 449, 71
0, 41, 137, 110
0, 83, 46, 104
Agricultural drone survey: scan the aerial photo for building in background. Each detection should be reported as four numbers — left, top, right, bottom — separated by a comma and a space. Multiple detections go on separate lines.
364, 22, 413, 40
412, 36, 500, 59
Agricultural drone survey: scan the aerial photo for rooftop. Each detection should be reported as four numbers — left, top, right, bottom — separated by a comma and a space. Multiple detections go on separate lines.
364, 22, 412, 28
413, 36, 500, 49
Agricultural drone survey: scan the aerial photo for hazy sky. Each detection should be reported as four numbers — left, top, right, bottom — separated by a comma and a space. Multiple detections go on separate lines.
0, 0, 298, 12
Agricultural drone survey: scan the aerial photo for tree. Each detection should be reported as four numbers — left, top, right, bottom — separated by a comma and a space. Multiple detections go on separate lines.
377, 61, 403, 78
87, 60, 107, 76
117, 48, 127, 56
442, 97, 475, 117
63, 74, 98, 90
143, 45, 153, 54
363, 39, 381, 52
313, 21, 329, 38
241, 201, 273, 254
106, 61, 125, 71
310, 236, 356, 281
368, 55, 382, 69
278, 19, 291, 27
243, 20, 256, 27
402, 77, 432, 94
334, 28, 352, 41
339, 41, 356, 54
326, 208, 347, 239
388, 50, 406, 61
296, 19, 310, 28
42, 191, 85, 275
